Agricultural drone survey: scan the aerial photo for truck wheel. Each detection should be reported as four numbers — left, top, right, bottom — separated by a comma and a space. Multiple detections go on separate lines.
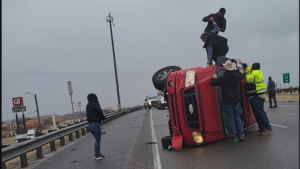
161, 136, 172, 149
152, 66, 181, 90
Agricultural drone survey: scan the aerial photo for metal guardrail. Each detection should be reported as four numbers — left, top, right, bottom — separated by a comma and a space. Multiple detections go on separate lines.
1, 106, 143, 169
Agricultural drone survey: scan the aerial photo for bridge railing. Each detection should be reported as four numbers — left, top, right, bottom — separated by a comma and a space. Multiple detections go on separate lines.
1, 106, 143, 169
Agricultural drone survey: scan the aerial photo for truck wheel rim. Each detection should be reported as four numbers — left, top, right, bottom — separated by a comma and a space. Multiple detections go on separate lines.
157, 69, 175, 80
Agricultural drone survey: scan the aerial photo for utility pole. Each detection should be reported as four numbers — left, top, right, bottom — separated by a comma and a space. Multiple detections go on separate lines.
34, 94, 42, 130
106, 12, 121, 110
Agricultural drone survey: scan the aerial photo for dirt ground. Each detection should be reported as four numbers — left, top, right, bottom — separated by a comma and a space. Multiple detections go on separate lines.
265, 92, 299, 102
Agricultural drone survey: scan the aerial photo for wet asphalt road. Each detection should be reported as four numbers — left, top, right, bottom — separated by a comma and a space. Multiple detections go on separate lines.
34, 102, 299, 169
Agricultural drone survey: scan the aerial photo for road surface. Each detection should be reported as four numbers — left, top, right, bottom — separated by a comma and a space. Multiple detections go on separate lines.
33, 102, 299, 169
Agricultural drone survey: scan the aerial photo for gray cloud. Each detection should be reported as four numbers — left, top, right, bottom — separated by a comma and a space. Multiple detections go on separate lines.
2, 0, 298, 121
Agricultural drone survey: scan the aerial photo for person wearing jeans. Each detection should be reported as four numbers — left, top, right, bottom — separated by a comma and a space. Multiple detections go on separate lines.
237, 59, 273, 135
86, 93, 106, 160
223, 103, 245, 141
249, 96, 272, 131
211, 60, 245, 142
89, 123, 102, 158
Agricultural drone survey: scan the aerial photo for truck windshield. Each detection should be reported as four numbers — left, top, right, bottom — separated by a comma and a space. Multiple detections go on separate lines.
148, 96, 157, 100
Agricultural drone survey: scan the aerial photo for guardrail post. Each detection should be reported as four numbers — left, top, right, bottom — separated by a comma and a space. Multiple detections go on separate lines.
20, 153, 28, 168
76, 131, 80, 138
69, 133, 73, 141
60, 137, 65, 146
82, 128, 86, 135
86, 127, 90, 133
2, 162, 6, 169
50, 141, 56, 151
36, 147, 43, 159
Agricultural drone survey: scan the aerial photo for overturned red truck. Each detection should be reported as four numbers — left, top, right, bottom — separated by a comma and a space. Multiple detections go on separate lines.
152, 65, 257, 151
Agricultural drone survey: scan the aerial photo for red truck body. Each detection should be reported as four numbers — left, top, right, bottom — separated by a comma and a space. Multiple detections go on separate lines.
166, 66, 256, 150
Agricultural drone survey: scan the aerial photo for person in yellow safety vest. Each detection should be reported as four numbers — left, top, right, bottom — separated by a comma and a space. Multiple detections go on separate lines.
237, 58, 273, 136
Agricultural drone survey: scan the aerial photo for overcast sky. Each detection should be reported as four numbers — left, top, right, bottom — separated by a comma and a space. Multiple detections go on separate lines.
2, 0, 299, 121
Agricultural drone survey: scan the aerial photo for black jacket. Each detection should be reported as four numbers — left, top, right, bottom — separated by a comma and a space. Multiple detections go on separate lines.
86, 93, 106, 124
267, 80, 276, 93
211, 70, 245, 105
203, 33, 228, 62
202, 13, 226, 34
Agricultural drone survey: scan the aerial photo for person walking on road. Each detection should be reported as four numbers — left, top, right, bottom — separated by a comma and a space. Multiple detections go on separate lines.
237, 58, 273, 135
86, 93, 106, 160
202, 8, 227, 34
211, 60, 245, 142
266, 76, 278, 108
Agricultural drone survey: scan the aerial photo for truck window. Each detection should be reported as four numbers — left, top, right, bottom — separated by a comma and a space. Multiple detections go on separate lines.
148, 96, 157, 100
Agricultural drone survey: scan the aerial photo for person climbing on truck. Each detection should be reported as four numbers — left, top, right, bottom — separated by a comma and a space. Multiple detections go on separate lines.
200, 31, 231, 67
211, 60, 245, 142
202, 8, 227, 35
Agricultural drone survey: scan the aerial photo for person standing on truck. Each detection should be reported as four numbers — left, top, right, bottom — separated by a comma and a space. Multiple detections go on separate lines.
211, 60, 245, 142
237, 59, 273, 135
86, 93, 106, 160
266, 76, 278, 108
202, 8, 226, 35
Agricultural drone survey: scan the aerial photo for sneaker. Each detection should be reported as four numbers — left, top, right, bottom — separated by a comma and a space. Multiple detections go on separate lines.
269, 106, 273, 108
239, 137, 245, 141
273, 105, 278, 108
95, 154, 106, 160
207, 63, 215, 67
253, 129, 266, 134
261, 130, 273, 136
230, 138, 238, 143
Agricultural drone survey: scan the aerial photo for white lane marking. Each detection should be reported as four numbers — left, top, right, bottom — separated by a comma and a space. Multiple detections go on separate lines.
286, 113, 298, 116
264, 105, 299, 107
270, 123, 288, 128
150, 109, 162, 169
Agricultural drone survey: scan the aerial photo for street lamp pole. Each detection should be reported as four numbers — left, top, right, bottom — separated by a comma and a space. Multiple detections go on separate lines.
34, 94, 42, 130
26, 92, 42, 131
106, 12, 121, 110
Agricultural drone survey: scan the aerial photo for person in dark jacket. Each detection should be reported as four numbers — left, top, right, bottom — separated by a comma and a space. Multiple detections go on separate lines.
202, 8, 226, 34
267, 76, 277, 108
211, 60, 245, 142
86, 93, 106, 160
200, 32, 231, 67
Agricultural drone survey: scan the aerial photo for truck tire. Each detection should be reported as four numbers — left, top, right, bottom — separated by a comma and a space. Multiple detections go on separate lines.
152, 66, 181, 90
161, 136, 172, 149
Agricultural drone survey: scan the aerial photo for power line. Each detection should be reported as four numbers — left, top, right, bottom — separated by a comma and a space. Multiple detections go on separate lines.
3, 59, 298, 77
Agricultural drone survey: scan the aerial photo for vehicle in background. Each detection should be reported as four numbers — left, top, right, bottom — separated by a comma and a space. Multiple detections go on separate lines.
152, 63, 256, 151
156, 89, 168, 109
15, 129, 44, 143
144, 94, 158, 109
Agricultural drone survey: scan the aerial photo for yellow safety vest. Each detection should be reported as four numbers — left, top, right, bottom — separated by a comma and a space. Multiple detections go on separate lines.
245, 66, 266, 94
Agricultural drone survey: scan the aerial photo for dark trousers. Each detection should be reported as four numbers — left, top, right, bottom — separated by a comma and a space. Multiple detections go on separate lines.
268, 92, 277, 106
249, 96, 272, 130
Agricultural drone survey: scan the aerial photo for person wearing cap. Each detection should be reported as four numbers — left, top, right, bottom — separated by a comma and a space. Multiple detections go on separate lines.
211, 60, 245, 142
237, 58, 273, 136
202, 8, 226, 34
